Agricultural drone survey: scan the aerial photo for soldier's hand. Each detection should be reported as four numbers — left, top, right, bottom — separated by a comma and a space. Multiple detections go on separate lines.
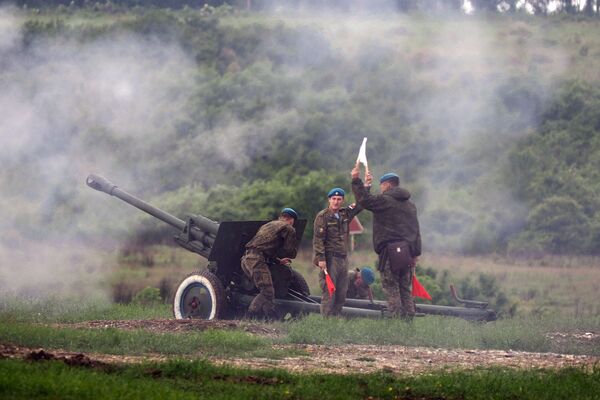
318, 260, 327, 270
365, 171, 373, 186
351, 163, 360, 179
279, 258, 292, 266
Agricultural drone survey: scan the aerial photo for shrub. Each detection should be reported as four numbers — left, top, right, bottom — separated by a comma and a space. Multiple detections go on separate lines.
132, 287, 162, 306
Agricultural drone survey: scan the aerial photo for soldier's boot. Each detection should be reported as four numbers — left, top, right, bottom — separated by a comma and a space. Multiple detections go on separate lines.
244, 306, 262, 320
261, 301, 279, 322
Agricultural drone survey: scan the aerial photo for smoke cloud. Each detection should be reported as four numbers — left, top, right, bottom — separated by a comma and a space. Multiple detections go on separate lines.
0, 7, 198, 299
0, 6, 570, 302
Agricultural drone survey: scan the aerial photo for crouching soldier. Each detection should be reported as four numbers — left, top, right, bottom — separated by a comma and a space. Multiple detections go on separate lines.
241, 208, 299, 320
347, 267, 375, 302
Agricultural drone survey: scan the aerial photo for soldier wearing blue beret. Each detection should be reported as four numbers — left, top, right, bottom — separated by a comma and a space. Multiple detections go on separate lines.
241, 208, 299, 320
347, 267, 375, 301
313, 185, 368, 316
351, 166, 421, 321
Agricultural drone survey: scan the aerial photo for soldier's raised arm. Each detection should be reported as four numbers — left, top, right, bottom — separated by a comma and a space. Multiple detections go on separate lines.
351, 177, 389, 212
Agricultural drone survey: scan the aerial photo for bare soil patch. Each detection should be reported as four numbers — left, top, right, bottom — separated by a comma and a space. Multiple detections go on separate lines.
4, 319, 597, 375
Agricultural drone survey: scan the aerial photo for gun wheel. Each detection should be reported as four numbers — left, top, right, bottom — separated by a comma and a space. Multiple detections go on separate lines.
173, 271, 226, 320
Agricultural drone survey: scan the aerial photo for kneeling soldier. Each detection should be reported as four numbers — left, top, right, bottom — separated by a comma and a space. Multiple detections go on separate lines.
241, 208, 299, 320
346, 267, 375, 302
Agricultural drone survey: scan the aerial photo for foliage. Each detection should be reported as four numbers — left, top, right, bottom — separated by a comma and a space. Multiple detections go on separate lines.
139, 169, 347, 241
132, 286, 162, 305
412, 264, 519, 317
506, 81, 600, 255
6, 10, 600, 255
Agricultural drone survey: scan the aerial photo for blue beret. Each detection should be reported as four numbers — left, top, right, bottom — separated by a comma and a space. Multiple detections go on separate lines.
327, 188, 345, 198
360, 267, 375, 285
379, 172, 400, 184
281, 207, 299, 220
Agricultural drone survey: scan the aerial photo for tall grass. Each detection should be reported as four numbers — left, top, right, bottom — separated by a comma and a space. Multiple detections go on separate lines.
278, 314, 600, 355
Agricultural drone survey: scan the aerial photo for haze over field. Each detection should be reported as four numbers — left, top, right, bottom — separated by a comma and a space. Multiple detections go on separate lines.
0, 4, 589, 300
0, 6, 198, 296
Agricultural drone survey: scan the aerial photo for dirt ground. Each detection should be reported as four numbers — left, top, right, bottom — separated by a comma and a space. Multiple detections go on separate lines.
2, 319, 598, 375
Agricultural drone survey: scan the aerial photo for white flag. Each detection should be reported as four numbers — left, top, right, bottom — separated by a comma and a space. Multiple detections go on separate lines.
356, 137, 368, 167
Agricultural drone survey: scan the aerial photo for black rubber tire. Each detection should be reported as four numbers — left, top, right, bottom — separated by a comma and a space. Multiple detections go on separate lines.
289, 269, 310, 296
172, 270, 226, 320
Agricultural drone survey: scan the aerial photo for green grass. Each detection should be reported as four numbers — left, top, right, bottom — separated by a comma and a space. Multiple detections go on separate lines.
2, 296, 599, 356
0, 295, 172, 323
1, 358, 598, 400
277, 314, 600, 356
0, 322, 298, 359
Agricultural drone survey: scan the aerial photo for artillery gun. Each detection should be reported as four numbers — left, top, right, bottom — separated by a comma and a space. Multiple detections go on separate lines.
86, 174, 496, 322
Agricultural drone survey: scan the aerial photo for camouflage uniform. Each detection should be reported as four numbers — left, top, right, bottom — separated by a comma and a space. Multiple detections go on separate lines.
241, 220, 297, 317
352, 178, 421, 319
346, 269, 371, 300
313, 205, 362, 316
381, 257, 414, 317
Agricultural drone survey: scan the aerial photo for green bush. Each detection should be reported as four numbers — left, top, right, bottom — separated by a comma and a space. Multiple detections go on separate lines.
132, 287, 162, 306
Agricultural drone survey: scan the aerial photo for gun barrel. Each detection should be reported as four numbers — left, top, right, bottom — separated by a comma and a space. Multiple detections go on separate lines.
86, 174, 186, 231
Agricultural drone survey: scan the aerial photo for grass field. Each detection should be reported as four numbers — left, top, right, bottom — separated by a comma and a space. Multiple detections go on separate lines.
1, 358, 597, 400
1, 248, 598, 399
1, 296, 598, 357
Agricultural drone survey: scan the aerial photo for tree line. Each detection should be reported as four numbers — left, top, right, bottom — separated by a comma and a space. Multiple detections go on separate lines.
6, 9, 600, 255
4, 0, 599, 16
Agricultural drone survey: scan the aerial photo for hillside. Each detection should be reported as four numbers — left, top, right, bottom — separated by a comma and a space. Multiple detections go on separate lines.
1, 6, 600, 255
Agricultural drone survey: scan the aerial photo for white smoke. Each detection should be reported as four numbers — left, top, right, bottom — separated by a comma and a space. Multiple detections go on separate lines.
253, 13, 569, 252
0, 7, 198, 299
0, 6, 572, 302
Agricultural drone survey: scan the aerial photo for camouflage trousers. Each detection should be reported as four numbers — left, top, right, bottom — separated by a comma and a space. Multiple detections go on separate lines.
381, 258, 415, 320
319, 256, 349, 316
241, 254, 275, 317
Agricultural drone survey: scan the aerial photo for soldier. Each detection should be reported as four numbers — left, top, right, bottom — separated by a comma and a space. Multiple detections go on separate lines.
241, 208, 299, 320
351, 167, 421, 320
313, 187, 365, 316
346, 267, 375, 302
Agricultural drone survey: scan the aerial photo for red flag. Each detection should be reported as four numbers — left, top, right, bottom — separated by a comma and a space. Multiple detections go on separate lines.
412, 275, 432, 300
324, 269, 336, 296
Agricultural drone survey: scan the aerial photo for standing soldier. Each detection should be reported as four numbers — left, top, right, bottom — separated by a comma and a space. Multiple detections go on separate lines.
351, 166, 421, 320
313, 187, 366, 316
241, 208, 299, 320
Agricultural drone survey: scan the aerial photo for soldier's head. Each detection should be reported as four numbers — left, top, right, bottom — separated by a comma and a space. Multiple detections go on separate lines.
327, 188, 345, 212
279, 208, 298, 225
355, 267, 375, 287
379, 173, 400, 193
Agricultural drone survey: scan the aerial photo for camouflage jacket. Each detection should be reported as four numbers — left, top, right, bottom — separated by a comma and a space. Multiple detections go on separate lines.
245, 220, 298, 260
313, 204, 362, 263
352, 177, 422, 256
